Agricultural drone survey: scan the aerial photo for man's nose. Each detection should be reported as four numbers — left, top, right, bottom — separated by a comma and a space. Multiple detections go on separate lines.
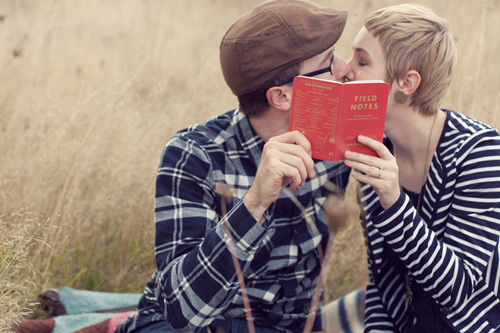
333, 56, 352, 82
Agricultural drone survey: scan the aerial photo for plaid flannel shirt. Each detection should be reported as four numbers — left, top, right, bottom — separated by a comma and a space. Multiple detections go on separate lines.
116, 109, 350, 333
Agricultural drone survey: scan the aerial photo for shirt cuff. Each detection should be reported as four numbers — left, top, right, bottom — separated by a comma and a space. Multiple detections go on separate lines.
372, 190, 406, 225
217, 199, 269, 261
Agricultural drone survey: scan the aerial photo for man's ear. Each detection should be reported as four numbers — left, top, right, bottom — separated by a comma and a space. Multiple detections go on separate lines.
266, 85, 292, 111
397, 70, 421, 96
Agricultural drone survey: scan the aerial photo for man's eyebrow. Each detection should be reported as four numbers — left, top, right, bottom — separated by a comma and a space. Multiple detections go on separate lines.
323, 48, 333, 62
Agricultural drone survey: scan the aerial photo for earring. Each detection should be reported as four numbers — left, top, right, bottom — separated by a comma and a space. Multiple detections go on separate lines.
394, 91, 407, 104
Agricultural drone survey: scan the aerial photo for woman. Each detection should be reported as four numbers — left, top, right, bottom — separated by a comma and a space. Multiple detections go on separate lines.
344, 4, 500, 332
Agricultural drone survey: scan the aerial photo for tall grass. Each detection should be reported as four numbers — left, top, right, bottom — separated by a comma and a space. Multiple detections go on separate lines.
0, 208, 52, 328
1, 0, 499, 323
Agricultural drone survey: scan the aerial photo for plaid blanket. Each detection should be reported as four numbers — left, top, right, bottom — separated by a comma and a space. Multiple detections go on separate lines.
14, 288, 141, 333
323, 288, 365, 333
13, 287, 365, 333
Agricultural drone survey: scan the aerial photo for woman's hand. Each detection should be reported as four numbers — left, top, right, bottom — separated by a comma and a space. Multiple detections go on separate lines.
344, 135, 400, 210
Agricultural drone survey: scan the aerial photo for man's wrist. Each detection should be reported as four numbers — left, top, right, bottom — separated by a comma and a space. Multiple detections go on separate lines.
242, 193, 268, 225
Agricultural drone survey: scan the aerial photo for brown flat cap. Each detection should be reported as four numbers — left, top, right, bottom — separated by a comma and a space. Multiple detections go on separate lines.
220, 0, 347, 96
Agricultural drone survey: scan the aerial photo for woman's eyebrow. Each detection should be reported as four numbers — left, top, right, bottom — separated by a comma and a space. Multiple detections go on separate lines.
353, 47, 369, 56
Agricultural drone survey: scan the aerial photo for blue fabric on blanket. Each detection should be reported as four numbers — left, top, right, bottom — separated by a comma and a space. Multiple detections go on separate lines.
53, 312, 119, 333
57, 287, 142, 315
338, 297, 352, 333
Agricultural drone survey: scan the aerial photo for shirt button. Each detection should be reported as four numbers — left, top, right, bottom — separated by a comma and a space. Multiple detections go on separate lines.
441, 307, 452, 315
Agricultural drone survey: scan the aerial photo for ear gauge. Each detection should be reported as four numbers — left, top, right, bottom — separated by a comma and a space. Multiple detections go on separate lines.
394, 91, 407, 104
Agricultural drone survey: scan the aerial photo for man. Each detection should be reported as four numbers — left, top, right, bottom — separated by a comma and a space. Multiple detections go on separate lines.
116, 1, 351, 332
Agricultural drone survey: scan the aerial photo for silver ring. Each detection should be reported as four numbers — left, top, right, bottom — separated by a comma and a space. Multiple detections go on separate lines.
376, 166, 383, 178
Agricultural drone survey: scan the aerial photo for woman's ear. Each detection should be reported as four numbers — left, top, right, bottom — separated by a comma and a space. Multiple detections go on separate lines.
266, 85, 292, 111
397, 70, 421, 96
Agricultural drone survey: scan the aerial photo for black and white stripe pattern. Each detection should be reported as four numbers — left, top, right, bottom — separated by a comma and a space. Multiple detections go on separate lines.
362, 110, 500, 332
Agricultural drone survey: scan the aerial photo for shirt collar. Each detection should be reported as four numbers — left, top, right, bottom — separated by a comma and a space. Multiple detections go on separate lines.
233, 109, 265, 168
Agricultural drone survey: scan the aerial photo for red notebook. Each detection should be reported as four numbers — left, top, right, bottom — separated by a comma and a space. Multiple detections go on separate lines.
289, 76, 390, 161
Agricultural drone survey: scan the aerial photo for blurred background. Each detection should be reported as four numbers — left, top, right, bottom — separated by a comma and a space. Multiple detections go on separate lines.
1, 0, 499, 325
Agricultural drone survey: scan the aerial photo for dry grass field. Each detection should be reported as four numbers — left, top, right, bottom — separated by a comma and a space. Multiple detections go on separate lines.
1, 0, 499, 327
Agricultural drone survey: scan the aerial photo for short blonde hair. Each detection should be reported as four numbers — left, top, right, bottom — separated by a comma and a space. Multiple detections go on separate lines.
365, 4, 457, 115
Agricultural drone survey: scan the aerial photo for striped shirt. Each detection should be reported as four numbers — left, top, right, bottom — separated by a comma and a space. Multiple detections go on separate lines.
116, 109, 351, 333
361, 110, 500, 332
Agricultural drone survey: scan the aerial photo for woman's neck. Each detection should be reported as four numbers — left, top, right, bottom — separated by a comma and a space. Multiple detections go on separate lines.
386, 107, 446, 193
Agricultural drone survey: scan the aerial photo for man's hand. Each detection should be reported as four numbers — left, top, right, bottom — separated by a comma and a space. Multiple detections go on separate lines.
243, 131, 316, 223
